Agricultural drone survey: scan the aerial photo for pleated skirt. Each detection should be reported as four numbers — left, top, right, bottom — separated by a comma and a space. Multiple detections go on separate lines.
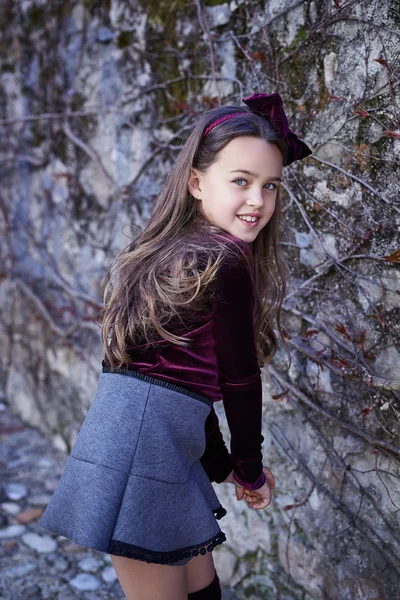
39, 367, 227, 565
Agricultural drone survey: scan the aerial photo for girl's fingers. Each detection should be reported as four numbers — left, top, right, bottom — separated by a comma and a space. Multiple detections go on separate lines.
235, 485, 245, 501
248, 499, 271, 509
245, 494, 261, 502
263, 467, 276, 489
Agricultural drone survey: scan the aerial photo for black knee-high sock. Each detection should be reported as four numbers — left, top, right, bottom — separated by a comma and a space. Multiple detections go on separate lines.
187, 569, 221, 599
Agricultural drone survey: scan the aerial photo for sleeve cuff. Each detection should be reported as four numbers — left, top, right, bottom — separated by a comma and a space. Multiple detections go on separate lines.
233, 470, 266, 490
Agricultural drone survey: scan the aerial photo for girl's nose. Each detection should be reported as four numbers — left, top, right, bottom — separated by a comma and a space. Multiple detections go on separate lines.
247, 189, 265, 207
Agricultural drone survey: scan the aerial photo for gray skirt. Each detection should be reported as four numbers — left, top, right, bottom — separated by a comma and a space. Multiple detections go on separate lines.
39, 367, 227, 566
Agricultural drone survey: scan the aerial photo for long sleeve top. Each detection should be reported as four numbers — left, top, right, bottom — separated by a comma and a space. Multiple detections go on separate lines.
102, 230, 266, 490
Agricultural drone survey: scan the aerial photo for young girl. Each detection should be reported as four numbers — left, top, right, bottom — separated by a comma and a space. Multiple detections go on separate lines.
39, 93, 311, 599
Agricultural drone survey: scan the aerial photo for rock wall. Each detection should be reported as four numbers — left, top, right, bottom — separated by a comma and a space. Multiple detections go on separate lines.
1, 1, 399, 598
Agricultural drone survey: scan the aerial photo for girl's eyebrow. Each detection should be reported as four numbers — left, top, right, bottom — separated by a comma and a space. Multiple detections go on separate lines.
229, 169, 282, 182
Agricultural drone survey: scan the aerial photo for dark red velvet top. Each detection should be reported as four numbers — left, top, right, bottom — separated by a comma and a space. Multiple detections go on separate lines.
102, 231, 266, 490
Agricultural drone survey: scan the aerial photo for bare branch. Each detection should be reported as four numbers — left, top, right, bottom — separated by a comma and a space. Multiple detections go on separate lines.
63, 120, 116, 187
310, 156, 399, 213
14, 278, 100, 339
267, 365, 400, 451
194, 0, 220, 103
0, 108, 120, 127
287, 334, 400, 391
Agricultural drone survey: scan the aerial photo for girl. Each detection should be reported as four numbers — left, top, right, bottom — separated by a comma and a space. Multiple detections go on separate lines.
39, 93, 311, 599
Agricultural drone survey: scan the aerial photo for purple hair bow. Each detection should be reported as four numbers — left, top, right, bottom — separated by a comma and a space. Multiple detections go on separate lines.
201, 93, 312, 166
242, 93, 312, 165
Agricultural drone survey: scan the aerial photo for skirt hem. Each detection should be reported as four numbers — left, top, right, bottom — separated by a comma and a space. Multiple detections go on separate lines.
107, 530, 227, 564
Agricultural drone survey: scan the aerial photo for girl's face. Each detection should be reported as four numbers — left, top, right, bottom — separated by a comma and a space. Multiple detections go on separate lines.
189, 136, 283, 243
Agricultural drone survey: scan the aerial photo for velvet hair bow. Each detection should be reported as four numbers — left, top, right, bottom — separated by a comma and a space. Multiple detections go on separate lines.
201, 92, 312, 166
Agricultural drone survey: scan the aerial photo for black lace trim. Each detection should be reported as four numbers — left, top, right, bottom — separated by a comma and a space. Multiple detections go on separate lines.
107, 530, 226, 565
102, 366, 213, 408
213, 505, 227, 520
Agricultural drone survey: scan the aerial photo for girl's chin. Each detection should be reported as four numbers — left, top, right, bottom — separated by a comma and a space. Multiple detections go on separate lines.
225, 228, 258, 244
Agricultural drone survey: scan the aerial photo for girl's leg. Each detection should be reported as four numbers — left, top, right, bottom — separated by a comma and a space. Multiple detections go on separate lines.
111, 555, 187, 600
185, 551, 218, 594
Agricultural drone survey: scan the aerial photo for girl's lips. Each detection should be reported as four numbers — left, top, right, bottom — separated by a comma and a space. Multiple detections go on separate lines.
237, 215, 260, 229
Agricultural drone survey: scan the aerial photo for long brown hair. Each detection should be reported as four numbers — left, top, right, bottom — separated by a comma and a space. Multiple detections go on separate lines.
99, 105, 291, 369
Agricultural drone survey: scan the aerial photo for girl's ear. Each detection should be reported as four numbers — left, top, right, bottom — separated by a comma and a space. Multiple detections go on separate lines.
187, 168, 202, 199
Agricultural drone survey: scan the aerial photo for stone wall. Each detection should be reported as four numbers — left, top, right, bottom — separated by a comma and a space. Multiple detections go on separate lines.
1, 1, 399, 598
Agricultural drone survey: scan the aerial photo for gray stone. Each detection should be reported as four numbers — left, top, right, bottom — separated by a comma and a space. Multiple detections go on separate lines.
373, 345, 400, 380
45, 478, 62, 492
295, 231, 313, 248
13, 583, 43, 600
78, 556, 103, 572
28, 492, 53, 505
1, 562, 37, 578
69, 573, 100, 591
3, 482, 28, 500
205, 4, 231, 27
22, 532, 58, 552
48, 555, 70, 572
1, 501, 21, 515
8, 456, 31, 469
37, 457, 57, 468
58, 591, 78, 600
96, 27, 114, 43
324, 52, 338, 93
101, 565, 117, 583
0, 523, 27, 538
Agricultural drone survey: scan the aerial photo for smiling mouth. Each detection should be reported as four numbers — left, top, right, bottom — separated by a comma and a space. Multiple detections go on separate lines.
237, 215, 261, 223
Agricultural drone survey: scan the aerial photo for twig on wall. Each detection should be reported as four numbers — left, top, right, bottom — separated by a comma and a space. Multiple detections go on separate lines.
310, 156, 398, 212
63, 121, 116, 187
267, 365, 400, 452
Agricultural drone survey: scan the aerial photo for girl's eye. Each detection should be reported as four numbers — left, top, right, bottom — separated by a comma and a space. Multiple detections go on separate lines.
233, 179, 277, 190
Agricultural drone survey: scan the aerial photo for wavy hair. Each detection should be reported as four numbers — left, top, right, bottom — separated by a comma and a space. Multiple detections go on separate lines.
99, 104, 291, 370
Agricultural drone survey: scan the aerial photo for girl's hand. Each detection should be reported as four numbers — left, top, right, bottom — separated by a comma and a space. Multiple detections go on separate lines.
223, 470, 245, 500
223, 466, 276, 508
243, 466, 275, 509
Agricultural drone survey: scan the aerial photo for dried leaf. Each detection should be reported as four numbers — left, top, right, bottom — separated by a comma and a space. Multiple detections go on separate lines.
272, 390, 288, 402
383, 248, 400, 263
357, 328, 366, 352
174, 100, 194, 115
335, 322, 352, 341
376, 307, 385, 328
360, 407, 373, 417
353, 108, 369, 118
283, 503, 298, 511
14, 507, 45, 524
282, 327, 292, 340
383, 131, 400, 139
201, 96, 220, 109
374, 57, 390, 70
330, 358, 351, 370
303, 329, 319, 337
356, 144, 370, 172
248, 51, 268, 63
